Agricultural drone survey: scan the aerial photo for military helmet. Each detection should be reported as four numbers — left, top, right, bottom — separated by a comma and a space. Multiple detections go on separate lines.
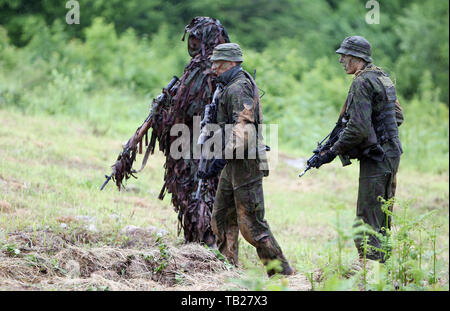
336, 36, 373, 63
210, 43, 244, 62
182, 16, 230, 57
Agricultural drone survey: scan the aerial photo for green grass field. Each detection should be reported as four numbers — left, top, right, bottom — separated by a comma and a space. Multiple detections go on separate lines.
0, 108, 448, 291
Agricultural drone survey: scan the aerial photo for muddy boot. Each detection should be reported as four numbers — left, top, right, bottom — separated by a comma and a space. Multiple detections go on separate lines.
266, 253, 295, 277
202, 231, 216, 248
279, 253, 295, 276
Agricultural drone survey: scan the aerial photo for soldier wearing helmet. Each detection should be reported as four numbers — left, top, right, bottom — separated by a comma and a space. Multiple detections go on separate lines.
199, 43, 294, 276
315, 36, 403, 263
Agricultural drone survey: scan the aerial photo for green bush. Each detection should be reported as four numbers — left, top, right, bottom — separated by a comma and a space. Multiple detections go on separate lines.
0, 14, 448, 173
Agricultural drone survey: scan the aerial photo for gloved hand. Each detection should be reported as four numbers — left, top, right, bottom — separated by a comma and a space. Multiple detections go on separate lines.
197, 159, 227, 179
307, 156, 321, 169
309, 148, 337, 168
318, 148, 337, 165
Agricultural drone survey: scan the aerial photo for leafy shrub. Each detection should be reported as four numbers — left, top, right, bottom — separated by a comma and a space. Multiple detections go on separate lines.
0, 17, 448, 173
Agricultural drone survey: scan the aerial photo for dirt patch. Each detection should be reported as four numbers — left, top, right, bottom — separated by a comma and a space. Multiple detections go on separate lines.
286, 273, 313, 291
0, 174, 27, 191
0, 228, 312, 291
119, 226, 162, 248
6, 230, 69, 254
0, 200, 13, 213
0, 229, 239, 290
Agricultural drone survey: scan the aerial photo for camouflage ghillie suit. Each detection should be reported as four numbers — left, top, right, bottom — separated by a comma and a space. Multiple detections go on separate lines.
150, 17, 230, 245
114, 17, 230, 246
332, 36, 403, 262
208, 43, 294, 276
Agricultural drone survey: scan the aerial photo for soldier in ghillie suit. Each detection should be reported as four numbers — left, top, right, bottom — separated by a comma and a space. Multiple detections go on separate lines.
108, 17, 230, 246
198, 43, 294, 276
314, 36, 403, 263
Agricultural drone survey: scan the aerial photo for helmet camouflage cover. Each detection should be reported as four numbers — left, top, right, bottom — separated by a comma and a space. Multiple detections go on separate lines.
336, 36, 373, 63
183, 16, 230, 57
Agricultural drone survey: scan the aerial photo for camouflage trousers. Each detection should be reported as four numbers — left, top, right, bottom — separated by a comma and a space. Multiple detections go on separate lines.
353, 155, 400, 262
211, 161, 292, 275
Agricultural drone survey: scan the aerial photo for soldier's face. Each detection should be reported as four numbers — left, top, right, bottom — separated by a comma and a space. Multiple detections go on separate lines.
188, 36, 201, 51
211, 60, 235, 76
339, 54, 354, 74
339, 54, 364, 74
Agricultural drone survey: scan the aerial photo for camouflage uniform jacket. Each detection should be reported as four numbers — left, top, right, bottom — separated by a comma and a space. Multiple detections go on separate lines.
332, 63, 403, 160
216, 65, 265, 187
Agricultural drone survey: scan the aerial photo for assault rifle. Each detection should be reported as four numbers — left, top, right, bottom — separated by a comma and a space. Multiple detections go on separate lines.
100, 76, 179, 190
298, 118, 351, 178
195, 83, 223, 200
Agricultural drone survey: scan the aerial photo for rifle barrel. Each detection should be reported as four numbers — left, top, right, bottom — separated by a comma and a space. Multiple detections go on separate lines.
100, 174, 112, 191
298, 165, 311, 178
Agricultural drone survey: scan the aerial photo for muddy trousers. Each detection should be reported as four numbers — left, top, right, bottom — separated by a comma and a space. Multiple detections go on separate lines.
353, 156, 400, 263
211, 166, 292, 276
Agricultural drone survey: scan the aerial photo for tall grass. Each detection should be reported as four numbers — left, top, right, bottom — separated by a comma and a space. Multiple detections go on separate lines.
0, 109, 447, 290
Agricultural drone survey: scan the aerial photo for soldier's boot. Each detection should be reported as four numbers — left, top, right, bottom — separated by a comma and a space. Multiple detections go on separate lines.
277, 253, 295, 276
354, 233, 389, 263
202, 230, 217, 248
265, 253, 295, 277
256, 236, 295, 277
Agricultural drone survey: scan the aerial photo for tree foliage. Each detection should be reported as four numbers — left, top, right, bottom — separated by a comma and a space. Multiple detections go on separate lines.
0, 0, 448, 173
0, 0, 447, 103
